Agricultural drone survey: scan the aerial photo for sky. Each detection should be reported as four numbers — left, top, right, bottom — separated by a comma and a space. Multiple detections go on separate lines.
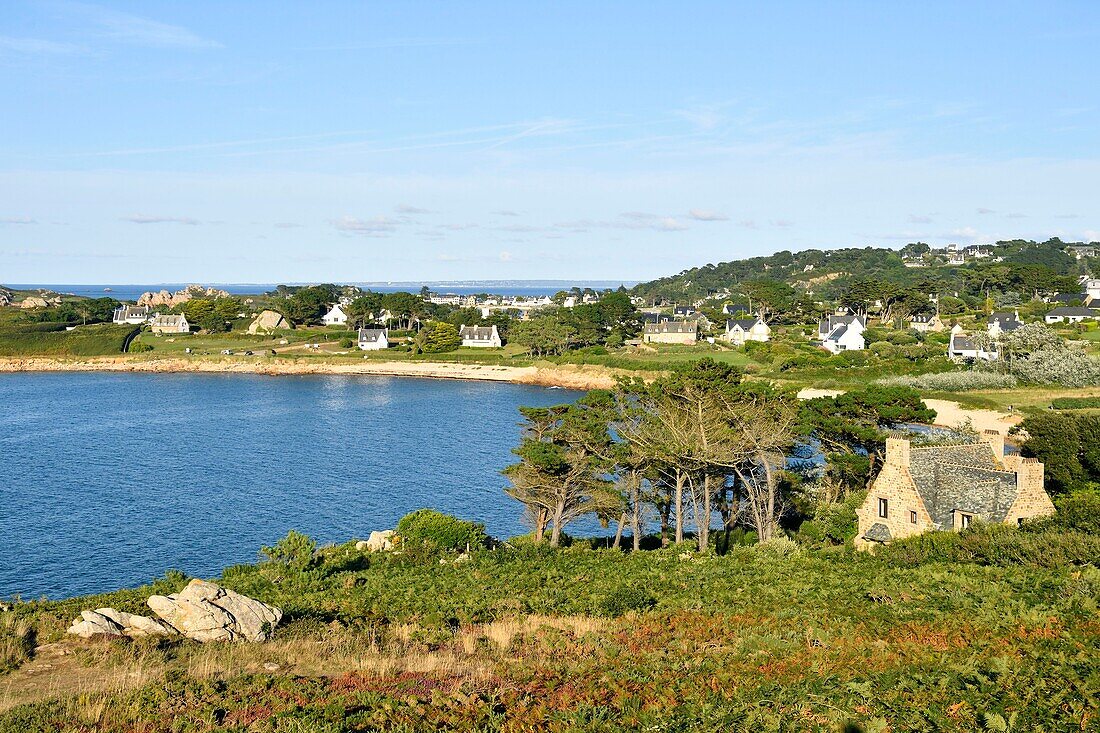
1, 1, 1099, 284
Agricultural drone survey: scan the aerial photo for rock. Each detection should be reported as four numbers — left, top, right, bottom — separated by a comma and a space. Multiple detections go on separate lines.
67, 607, 176, 639
147, 579, 282, 642
138, 284, 231, 309
365, 530, 395, 552
263, 662, 281, 671
247, 309, 291, 334
354, 540, 368, 551
67, 610, 124, 638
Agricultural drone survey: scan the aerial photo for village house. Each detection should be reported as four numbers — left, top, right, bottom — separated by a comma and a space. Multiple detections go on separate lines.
357, 327, 389, 351
948, 324, 997, 361
148, 313, 190, 334
1066, 245, 1098, 260
908, 313, 944, 332
818, 314, 866, 353
643, 320, 698, 345
672, 305, 697, 318
722, 302, 752, 316
855, 431, 1054, 550
987, 310, 1022, 337
112, 305, 152, 324
322, 303, 348, 326
460, 324, 502, 348
723, 318, 770, 346
1045, 306, 1097, 324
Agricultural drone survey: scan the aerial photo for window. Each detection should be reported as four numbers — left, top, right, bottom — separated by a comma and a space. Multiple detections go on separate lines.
878, 498, 888, 519
910, 510, 917, 524
960, 514, 972, 529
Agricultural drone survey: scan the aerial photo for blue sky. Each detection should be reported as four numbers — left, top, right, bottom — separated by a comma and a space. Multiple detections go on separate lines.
2, 1, 1098, 283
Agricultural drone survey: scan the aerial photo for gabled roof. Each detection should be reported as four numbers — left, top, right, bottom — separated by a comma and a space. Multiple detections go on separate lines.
725, 318, 761, 332
910, 313, 939, 323
825, 323, 848, 341
950, 332, 978, 351
644, 320, 697, 334
460, 325, 498, 340
1047, 307, 1096, 317
357, 328, 387, 342
723, 303, 751, 314
907, 443, 1019, 529
149, 314, 186, 327
819, 314, 865, 333
988, 312, 1022, 331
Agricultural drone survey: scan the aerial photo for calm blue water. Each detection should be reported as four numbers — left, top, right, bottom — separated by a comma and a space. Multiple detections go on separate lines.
0, 373, 582, 599
9, 282, 633, 302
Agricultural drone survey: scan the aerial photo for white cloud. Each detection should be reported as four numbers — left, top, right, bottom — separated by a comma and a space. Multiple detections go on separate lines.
123, 214, 199, 225
1005, 212, 1028, 219
75, 4, 221, 49
688, 209, 728, 221
1085, 230, 1100, 242
771, 219, 794, 228
0, 216, 36, 224
977, 207, 996, 214
738, 219, 759, 229
394, 204, 430, 214
332, 215, 400, 234
435, 222, 479, 230
950, 226, 980, 239
907, 214, 932, 224
492, 209, 520, 216
0, 36, 83, 54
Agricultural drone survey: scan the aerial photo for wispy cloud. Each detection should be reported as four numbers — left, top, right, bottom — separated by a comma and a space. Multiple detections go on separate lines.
554, 212, 689, 233
907, 214, 932, 224
1055, 213, 1080, 219
72, 3, 221, 49
1005, 212, 1027, 219
0, 216, 37, 224
493, 210, 520, 216
738, 219, 759, 229
0, 36, 83, 54
977, 207, 996, 214
293, 38, 479, 52
273, 222, 303, 229
332, 215, 401, 235
123, 214, 199, 225
394, 204, 430, 214
688, 209, 728, 222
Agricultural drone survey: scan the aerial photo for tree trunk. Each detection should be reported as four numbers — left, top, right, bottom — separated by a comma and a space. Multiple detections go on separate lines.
550, 501, 565, 547
612, 512, 627, 550
674, 470, 685, 544
697, 474, 711, 552
533, 508, 549, 543
631, 480, 642, 552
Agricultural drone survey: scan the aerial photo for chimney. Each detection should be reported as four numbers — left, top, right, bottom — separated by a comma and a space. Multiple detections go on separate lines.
1014, 457, 1045, 495
981, 430, 1005, 461
885, 433, 911, 468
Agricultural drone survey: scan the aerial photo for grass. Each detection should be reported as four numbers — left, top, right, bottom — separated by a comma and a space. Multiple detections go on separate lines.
0, 323, 137, 357
1, 535, 1098, 731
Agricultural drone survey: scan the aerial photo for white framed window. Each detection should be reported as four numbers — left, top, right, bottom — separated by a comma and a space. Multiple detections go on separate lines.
878, 498, 888, 519
909, 510, 917, 524
960, 513, 972, 529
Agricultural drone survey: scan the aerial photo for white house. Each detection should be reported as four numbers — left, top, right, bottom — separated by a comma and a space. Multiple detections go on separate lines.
460, 324, 502, 348
948, 324, 998, 361
723, 318, 770, 346
112, 305, 151, 324
818, 314, 866, 353
322, 303, 348, 326
1045, 307, 1097, 324
148, 313, 189, 334
357, 327, 389, 351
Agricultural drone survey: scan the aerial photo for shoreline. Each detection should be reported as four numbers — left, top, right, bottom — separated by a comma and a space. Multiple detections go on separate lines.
0, 356, 621, 391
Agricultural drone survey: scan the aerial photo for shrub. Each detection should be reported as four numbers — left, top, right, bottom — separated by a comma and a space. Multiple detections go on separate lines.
797, 492, 865, 546
597, 586, 657, 617
339, 337, 354, 348
128, 341, 153, 353
1052, 490, 1100, 534
1051, 396, 1100, 410
877, 523, 1100, 568
877, 371, 1018, 392
755, 537, 801, 558
261, 530, 317, 571
396, 509, 489, 551
0, 612, 36, 674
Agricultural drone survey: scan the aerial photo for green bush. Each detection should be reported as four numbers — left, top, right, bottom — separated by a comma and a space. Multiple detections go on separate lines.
396, 509, 489, 551
261, 530, 317, 571
128, 341, 153, 353
877, 523, 1100, 568
339, 337, 354, 348
797, 492, 865, 546
1052, 490, 1100, 533
597, 586, 657, 617
1051, 396, 1100, 410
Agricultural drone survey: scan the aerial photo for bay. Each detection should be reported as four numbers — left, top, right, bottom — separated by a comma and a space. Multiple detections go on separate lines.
0, 373, 582, 599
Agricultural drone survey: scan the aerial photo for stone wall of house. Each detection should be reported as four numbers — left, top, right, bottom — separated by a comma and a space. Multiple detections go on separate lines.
854, 437, 935, 549
1002, 456, 1056, 523
643, 332, 697, 345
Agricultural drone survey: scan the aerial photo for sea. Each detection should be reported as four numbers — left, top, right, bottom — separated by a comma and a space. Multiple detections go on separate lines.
8, 281, 635, 302
0, 372, 584, 599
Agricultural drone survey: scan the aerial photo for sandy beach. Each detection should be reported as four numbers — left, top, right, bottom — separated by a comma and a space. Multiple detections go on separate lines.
0, 356, 621, 391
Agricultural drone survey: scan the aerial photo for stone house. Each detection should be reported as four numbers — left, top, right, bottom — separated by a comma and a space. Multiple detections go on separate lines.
357, 327, 389, 351
148, 313, 190, 334
909, 313, 944, 332
460, 324, 502, 348
855, 431, 1054, 550
112, 305, 152, 324
723, 318, 770, 346
643, 320, 698, 345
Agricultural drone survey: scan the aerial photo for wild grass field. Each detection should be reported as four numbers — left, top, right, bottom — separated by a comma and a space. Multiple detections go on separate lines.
2, 526, 1097, 732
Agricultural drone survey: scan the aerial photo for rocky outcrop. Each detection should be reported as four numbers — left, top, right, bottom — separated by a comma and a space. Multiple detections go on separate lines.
138, 284, 231, 308
147, 580, 282, 642
67, 608, 176, 639
67, 580, 281, 643
247, 309, 290, 334
358, 530, 395, 552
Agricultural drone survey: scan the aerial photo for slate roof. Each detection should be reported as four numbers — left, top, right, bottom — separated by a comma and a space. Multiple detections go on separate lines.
863, 523, 892, 543
149, 314, 186, 328
907, 443, 1018, 530
723, 303, 752, 315
950, 332, 978, 351
644, 320, 697, 334
1047, 307, 1096, 317
725, 318, 760, 332
1049, 293, 1083, 305
818, 314, 865, 335
988, 312, 1022, 331
357, 328, 387, 342
910, 313, 938, 323
673, 306, 697, 316
460, 325, 498, 340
